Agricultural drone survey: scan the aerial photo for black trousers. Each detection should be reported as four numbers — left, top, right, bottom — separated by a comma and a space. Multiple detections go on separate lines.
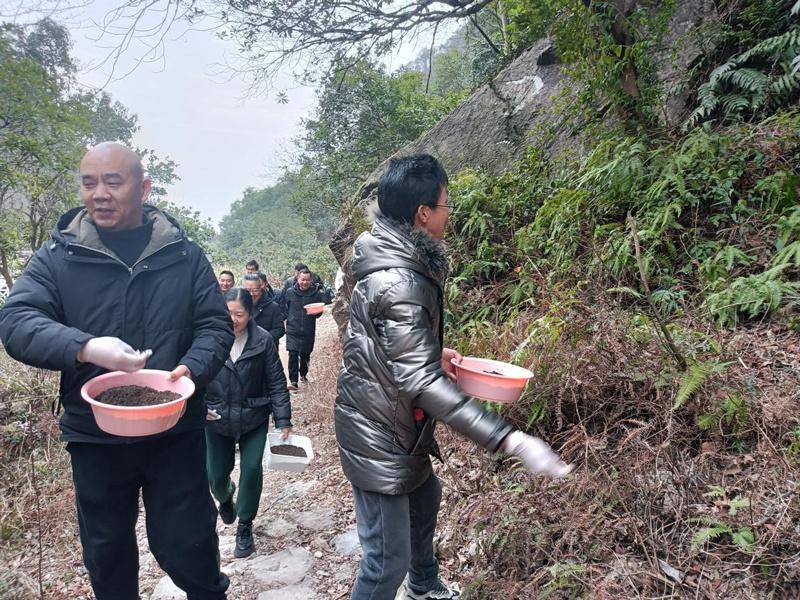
66, 430, 229, 600
288, 350, 311, 384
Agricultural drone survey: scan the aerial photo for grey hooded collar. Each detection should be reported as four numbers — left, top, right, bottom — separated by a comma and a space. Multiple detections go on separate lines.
60, 204, 183, 265
351, 215, 448, 284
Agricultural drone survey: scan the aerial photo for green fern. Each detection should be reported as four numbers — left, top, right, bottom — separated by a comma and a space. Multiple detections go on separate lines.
705, 264, 800, 327
691, 519, 732, 549
673, 360, 714, 410
685, 6, 800, 129
772, 241, 800, 269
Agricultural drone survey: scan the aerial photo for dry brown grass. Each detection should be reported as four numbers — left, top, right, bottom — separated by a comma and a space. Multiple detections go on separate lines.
0, 349, 92, 599
434, 297, 800, 599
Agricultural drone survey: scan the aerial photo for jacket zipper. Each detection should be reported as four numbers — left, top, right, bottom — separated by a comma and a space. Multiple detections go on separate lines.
68, 239, 184, 274
67, 239, 185, 343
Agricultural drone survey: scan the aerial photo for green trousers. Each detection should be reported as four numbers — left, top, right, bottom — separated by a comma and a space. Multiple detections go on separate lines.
205, 423, 267, 524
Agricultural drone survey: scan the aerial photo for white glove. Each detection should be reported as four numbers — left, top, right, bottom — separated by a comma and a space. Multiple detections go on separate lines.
501, 431, 573, 478
77, 337, 152, 372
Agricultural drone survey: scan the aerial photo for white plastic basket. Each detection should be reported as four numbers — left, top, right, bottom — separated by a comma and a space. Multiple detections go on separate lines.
264, 433, 314, 472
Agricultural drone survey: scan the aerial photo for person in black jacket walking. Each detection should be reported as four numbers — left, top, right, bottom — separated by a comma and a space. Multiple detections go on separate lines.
0, 143, 233, 600
205, 288, 292, 558
282, 269, 329, 390
242, 273, 284, 346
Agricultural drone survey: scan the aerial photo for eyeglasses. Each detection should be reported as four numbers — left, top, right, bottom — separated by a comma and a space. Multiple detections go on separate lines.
436, 202, 456, 210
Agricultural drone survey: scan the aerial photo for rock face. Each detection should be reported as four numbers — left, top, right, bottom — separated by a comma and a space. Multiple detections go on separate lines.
327, 37, 573, 268
390, 38, 575, 181
329, 0, 719, 335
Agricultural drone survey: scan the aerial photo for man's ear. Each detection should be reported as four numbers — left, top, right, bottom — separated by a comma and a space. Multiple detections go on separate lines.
140, 177, 152, 203
415, 203, 429, 227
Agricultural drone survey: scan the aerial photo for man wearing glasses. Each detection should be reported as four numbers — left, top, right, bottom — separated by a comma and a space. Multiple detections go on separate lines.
335, 154, 571, 599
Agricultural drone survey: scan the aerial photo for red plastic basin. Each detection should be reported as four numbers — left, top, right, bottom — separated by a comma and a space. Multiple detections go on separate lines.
452, 357, 533, 404
305, 302, 325, 315
81, 369, 194, 437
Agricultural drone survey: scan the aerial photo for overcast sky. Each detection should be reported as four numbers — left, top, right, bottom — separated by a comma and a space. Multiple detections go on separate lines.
59, 3, 439, 226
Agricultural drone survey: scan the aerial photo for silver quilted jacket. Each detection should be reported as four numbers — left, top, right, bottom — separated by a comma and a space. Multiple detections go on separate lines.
334, 216, 514, 495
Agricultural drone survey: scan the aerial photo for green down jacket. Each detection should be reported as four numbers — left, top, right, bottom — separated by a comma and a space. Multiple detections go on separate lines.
334, 216, 514, 495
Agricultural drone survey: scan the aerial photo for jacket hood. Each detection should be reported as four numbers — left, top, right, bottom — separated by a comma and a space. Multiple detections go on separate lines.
351, 216, 448, 284
52, 204, 185, 260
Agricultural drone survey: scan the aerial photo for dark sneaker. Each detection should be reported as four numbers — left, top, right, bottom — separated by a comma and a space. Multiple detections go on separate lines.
234, 521, 255, 558
300, 375, 309, 384
288, 382, 299, 391
218, 485, 236, 525
407, 579, 460, 599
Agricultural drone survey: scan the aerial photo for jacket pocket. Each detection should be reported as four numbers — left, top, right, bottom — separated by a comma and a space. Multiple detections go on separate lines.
246, 395, 270, 409
408, 418, 435, 456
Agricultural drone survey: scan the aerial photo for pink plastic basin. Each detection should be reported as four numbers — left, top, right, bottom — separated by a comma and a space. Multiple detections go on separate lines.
81, 369, 194, 437
305, 302, 325, 315
452, 357, 534, 404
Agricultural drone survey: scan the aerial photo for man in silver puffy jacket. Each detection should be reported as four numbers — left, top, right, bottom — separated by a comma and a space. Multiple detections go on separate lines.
335, 154, 571, 600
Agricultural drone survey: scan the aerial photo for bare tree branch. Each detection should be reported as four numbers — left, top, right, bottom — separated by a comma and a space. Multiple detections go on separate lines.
76, 0, 495, 88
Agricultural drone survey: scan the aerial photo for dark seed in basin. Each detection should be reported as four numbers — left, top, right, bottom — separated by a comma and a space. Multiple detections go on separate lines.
270, 444, 308, 458
95, 385, 181, 407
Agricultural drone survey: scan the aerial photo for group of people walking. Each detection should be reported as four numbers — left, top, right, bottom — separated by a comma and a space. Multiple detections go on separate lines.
205, 260, 330, 557
0, 142, 570, 600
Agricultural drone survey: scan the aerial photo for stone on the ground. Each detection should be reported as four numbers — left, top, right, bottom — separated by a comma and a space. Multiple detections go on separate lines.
257, 516, 298, 538
257, 582, 316, 600
292, 507, 335, 531
280, 480, 315, 499
218, 534, 236, 556
248, 546, 314, 587
150, 575, 186, 600
333, 528, 361, 556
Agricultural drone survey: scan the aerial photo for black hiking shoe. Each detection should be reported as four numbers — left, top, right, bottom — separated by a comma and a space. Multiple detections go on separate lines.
300, 375, 309, 384
407, 579, 460, 599
218, 485, 236, 525
234, 521, 255, 558
288, 381, 299, 392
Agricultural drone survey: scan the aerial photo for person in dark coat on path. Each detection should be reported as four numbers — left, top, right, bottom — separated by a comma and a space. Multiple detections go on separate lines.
282, 262, 324, 295
282, 262, 305, 293
205, 288, 292, 558
218, 269, 235, 293
0, 143, 233, 600
257, 271, 277, 301
282, 269, 329, 390
335, 155, 571, 600
242, 273, 284, 346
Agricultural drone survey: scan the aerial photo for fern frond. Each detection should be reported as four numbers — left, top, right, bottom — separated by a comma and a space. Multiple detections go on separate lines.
673, 360, 714, 410
772, 241, 800, 268
719, 93, 750, 115
691, 523, 731, 549
725, 68, 769, 92
769, 72, 800, 101
739, 28, 800, 62
696, 81, 719, 109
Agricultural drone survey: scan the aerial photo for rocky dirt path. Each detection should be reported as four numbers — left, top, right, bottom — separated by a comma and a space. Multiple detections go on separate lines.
141, 312, 378, 600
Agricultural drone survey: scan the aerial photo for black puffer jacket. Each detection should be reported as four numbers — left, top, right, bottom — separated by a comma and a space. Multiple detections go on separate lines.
283, 284, 329, 354
205, 319, 291, 438
0, 205, 234, 443
334, 216, 514, 495
252, 296, 284, 345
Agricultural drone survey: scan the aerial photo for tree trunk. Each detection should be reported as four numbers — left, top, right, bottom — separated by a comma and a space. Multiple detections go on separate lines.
609, 0, 641, 99
0, 247, 14, 292
498, 0, 511, 56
